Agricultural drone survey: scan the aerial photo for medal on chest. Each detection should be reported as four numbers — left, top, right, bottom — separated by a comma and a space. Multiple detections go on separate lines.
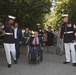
67, 24, 72, 27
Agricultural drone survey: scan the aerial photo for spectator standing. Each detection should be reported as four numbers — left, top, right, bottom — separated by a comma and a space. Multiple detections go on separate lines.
46, 26, 54, 54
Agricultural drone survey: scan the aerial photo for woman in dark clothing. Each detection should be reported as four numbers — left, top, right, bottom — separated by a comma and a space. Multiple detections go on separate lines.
46, 26, 54, 54
23, 28, 30, 56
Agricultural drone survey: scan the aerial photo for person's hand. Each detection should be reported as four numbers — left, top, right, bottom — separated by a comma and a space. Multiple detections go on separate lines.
20, 42, 22, 44
41, 47, 43, 50
75, 33, 76, 36
74, 40, 76, 43
1, 25, 4, 29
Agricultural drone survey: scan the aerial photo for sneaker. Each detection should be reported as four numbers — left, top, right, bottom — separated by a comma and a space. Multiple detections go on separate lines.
73, 63, 76, 67
8, 64, 11, 68
63, 61, 70, 64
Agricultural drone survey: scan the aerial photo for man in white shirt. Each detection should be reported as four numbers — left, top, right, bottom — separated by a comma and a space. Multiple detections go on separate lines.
14, 23, 22, 60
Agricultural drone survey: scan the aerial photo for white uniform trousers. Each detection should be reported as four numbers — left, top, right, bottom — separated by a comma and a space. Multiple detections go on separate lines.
4, 43, 16, 64
64, 43, 76, 63
74, 43, 76, 61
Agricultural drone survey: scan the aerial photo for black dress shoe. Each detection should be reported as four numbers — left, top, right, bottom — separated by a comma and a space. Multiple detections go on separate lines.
63, 61, 70, 64
8, 64, 11, 68
14, 60, 17, 64
73, 63, 76, 67
16, 56, 19, 60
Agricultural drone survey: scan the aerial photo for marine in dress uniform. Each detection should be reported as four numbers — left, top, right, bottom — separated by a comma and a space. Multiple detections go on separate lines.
36, 23, 43, 48
2, 15, 17, 68
60, 14, 76, 67
36, 23, 43, 38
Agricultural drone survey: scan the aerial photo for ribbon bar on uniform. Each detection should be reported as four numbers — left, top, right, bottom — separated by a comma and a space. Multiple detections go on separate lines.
64, 31, 73, 34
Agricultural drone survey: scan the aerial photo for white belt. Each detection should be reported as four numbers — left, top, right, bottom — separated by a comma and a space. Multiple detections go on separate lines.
64, 31, 73, 34
5, 33, 13, 35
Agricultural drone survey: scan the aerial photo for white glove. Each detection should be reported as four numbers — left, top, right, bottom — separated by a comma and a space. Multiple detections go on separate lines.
41, 47, 43, 50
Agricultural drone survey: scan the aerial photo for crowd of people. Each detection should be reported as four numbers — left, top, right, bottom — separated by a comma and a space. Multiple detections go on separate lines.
1, 14, 76, 68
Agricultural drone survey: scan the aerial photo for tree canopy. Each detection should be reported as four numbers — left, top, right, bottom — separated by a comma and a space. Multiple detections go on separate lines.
0, 0, 76, 30
44, 0, 76, 30
0, 0, 52, 30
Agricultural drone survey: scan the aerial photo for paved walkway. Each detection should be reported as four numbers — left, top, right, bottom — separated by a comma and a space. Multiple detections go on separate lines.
0, 46, 76, 75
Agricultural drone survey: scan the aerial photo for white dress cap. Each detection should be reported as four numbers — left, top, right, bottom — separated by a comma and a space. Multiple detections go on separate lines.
8, 15, 16, 19
36, 23, 40, 26
62, 14, 68, 17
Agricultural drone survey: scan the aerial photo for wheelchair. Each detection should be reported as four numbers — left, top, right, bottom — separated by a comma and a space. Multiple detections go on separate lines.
28, 46, 43, 64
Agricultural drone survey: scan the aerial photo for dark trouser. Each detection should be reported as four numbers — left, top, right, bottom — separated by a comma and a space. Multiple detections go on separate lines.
39, 49, 43, 62
75, 45, 76, 51
30, 47, 39, 63
15, 39, 20, 60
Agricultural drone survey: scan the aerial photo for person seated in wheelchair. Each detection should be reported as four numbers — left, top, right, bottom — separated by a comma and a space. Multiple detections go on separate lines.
29, 31, 43, 64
